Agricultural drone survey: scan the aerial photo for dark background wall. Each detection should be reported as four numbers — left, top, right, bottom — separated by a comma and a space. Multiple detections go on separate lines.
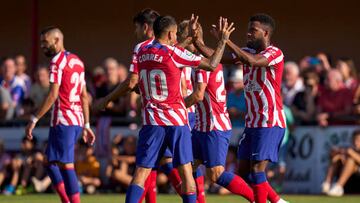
1, 0, 359, 73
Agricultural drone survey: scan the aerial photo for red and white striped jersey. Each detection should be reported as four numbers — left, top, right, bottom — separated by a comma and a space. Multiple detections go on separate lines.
129, 38, 155, 74
242, 45, 286, 128
49, 51, 86, 127
137, 41, 202, 126
193, 64, 232, 132
181, 67, 195, 113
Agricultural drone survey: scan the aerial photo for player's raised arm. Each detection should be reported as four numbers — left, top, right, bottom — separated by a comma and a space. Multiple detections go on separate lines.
25, 83, 59, 140
226, 40, 269, 67
189, 15, 238, 65
80, 84, 95, 145
195, 17, 235, 71
225, 14, 281, 67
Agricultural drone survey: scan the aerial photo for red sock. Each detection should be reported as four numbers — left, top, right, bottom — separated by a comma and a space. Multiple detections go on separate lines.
168, 169, 182, 195
70, 192, 80, 203
252, 182, 268, 203
195, 175, 205, 203
265, 182, 280, 203
226, 175, 254, 202
138, 171, 155, 203
145, 171, 157, 203
54, 182, 70, 203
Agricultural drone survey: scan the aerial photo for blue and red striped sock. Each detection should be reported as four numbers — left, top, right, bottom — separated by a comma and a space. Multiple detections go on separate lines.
251, 172, 268, 203
126, 184, 144, 203
60, 166, 80, 203
182, 192, 197, 203
216, 171, 254, 202
47, 163, 69, 203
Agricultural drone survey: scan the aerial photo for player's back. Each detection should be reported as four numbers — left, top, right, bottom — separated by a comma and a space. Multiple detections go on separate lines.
129, 38, 155, 74
137, 41, 201, 126
49, 51, 85, 127
194, 64, 232, 132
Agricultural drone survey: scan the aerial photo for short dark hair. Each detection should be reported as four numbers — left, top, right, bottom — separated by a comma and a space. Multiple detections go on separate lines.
40, 26, 60, 35
153, 15, 177, 38
250, 13, 275, 34
133, 8, 160, 27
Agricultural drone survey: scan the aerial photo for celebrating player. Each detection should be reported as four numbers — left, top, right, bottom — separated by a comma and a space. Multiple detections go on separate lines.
25, 27, 95, 203
95, 8, 191, 202
191, 14, 288, 203
125, 15, 233, 203
181, 17, 254, 202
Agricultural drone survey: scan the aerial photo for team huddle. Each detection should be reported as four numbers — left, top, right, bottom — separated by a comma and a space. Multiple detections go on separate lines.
24, 8, 288, 203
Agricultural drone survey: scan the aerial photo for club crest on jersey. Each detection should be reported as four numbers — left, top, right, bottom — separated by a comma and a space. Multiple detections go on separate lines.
245, 80, 261, 92
138, 53, 163, 63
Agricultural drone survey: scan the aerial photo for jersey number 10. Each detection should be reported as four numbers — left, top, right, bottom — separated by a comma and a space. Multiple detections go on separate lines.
140, 69, 169, 102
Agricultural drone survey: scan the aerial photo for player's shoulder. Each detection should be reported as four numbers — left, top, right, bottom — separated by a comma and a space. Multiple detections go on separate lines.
133, 38, 155, 53
264, 45, 283, 55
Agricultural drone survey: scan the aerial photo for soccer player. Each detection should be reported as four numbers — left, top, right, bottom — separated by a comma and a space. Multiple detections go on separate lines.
125, 15, 233, 203
190, 14, 288, 203
25, 27, 95, 203
180, 18, 254, 202
96, 9, 206, 203
95, 9, 185, 202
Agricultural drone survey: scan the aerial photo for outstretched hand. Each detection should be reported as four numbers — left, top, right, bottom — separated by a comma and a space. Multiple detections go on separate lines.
189, 14, 200, 40
211, 17, 235, 42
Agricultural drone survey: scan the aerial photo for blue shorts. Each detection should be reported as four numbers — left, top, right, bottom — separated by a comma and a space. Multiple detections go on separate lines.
237, 127, 285, 162
192, 130, 231, 168
162, 112, 196, 158
46, 125, 82, 163
136, 125, 193, 168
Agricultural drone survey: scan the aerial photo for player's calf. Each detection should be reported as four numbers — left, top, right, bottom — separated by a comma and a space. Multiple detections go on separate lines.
59, 163, 80, 203
178, 162, 197, 203
46, 162, 69, 203
125, 167, 152, 203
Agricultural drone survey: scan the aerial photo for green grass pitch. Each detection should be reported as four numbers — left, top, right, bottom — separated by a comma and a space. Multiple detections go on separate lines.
1, 194, 360, 203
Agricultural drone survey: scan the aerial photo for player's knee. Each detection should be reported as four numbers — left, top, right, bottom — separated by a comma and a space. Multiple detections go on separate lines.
58, 162, 74, 169
251, 160, 268, 172
131, 167, 152, 187
159, 157, 172, 166
207, 166, 224, 183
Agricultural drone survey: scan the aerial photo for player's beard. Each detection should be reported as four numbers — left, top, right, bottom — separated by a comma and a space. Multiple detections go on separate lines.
43, 45, 57, 58
246, 38, 263, 51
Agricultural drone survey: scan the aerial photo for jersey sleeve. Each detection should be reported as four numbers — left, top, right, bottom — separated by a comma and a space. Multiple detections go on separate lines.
129, 42, 145, 74
170, 46, 202, 68
49, 63, 63, 85
260, 46, 284, 66
129, 51, 139, 74
196, 69, 210, 84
